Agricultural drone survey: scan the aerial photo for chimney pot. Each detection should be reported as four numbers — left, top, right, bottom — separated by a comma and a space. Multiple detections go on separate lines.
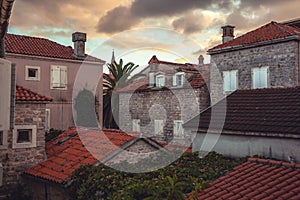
221, 25, 235, 44
72, 32, 86, 58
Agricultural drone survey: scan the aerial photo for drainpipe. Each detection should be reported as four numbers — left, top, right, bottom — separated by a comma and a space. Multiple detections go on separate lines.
0, 0, 15, 58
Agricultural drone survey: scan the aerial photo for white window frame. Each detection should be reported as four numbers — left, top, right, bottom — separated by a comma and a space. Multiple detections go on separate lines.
154, 120, 164, 136
156, 74, 165, 88
45, 108, 51, 131
50, 65, 67, 89
252, 66, 269, 89
132, 119, 140, 132
0, 130, 7, 149
223, 70, 238, 93
13, 125, 37, 149
173, 72, 185, 87
173, 120, 183, 138
25, 66, 40, 81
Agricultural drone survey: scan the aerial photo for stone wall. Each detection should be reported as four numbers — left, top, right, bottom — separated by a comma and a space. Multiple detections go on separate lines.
210, 41, 300, 97
0, 103, 46, 194
119, 85, 209, 139
24, 177, 71, 200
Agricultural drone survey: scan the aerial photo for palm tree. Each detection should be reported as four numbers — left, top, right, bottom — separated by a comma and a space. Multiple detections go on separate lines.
103, 59, 139, 128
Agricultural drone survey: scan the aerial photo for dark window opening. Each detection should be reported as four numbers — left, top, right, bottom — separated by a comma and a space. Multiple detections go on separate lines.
0, 131, 3, 145
28, 68, 38, 78
17, 129, 32, 143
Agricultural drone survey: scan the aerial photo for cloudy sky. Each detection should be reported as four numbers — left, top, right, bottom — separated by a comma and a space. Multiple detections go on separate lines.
8, 0, 300, 68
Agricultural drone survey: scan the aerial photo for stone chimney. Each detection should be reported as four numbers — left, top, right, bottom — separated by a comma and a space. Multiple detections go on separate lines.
221, 25, 235, 44
72, 32, 86, 58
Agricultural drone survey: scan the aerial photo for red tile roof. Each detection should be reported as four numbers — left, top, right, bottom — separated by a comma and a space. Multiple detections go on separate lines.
24, 127, 191, 184
148, 55, 199, 71
184, 86, 300, 136
5, 33, 103, 62
16, 84, 52, 102
24, 127, 136, 183
117, 73, 206, 93
188, 157, 300, 200
208, 21, 300, 53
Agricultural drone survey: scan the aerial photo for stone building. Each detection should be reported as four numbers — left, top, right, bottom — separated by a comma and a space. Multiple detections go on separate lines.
118, 55, 210, 143
0, 84, 52, 197
208, 20, 300, 98
4, 33, 105, 130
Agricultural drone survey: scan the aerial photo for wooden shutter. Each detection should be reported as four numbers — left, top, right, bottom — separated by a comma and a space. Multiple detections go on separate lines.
51, 66, 61, 88
60, 66, 67, 88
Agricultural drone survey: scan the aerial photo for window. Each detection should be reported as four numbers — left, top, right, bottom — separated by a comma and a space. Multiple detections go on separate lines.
149, 72, 155, 86
252, 67, 269, 89
156, 75, 165, 88
13, 125, 37, 148
154, 120, 164, 136
173, 72, 185, 87
51, 65, 67, 89
25, 66, 40, 81
173, 120, 183, 137
17, 129, 32, 143
223, 70, 238, 92
132, 119, 140, 132
45, 108, 51, 131
0, 130, 7, 149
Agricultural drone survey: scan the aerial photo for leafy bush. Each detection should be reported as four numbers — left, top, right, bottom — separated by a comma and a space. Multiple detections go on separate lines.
45, 128, 64, 142
67, 152, 246, 200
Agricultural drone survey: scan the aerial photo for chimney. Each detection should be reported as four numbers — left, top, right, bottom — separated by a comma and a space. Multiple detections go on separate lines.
221, 25, 235, 44
198, 55, 204, 65
72, 32, 86, 58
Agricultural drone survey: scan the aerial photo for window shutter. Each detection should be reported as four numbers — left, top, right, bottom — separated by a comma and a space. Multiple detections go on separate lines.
173, 74, 177, 86
51, 66, 61, 88
230, 70, 237, 91
223, 71, 230, 92
133, 119, 140, 132
60, 66, 67, 87
252, 68, 259, 88
149, 73, 154, 86
45, 109, 50, 131
155, 120, 164, 135
260, 67, 268, 88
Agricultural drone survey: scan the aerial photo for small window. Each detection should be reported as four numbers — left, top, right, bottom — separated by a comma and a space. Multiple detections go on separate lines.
173, 120, 183, 137
154, 120, 164, 136
0, 130, 7, 148
223, 70, 238, 92
25, 66, 40, 81
51, 65, 67, 89
156, 75, 165, 88
173, 72, 185, 87
132, 119, 140, 132
252, 67, 269, 89
13, 125, 37, 149
17, 129, 32, 143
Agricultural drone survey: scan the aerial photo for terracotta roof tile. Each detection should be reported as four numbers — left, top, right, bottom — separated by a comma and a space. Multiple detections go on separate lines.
24, 127, 136, 183
187, 158, 300, 200
184, 86, 300, 135
16, 84, 52, 102
5, 33, 103, 62
209, 21, 300, 53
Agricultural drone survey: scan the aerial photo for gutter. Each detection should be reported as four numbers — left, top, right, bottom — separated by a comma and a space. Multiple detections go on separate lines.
193, 128, 300, 139
208, 35, 300, 55
6, 52, 105, 65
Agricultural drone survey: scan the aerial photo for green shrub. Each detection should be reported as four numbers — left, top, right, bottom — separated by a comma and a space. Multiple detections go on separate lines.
67, 152, 246, 200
